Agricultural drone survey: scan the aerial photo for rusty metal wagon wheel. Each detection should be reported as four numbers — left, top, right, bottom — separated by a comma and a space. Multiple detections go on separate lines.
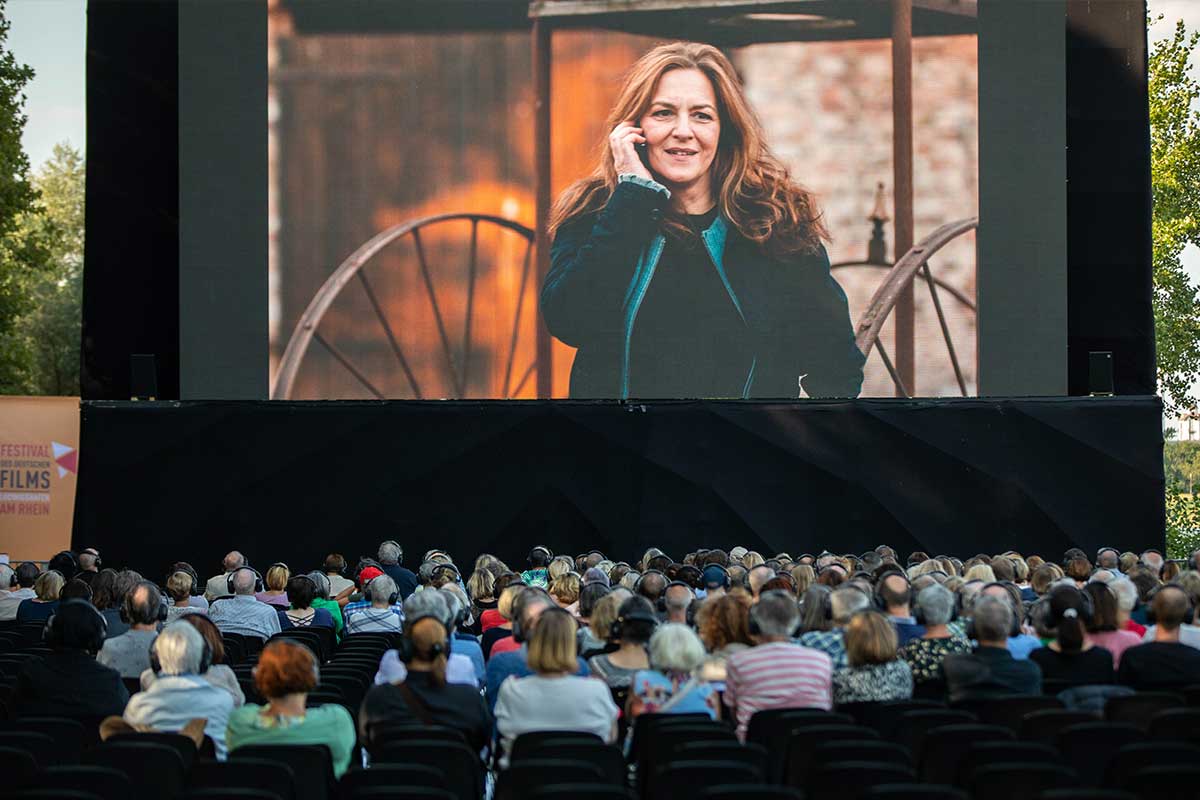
834, 216, 979, 398
272, 213, 537, 400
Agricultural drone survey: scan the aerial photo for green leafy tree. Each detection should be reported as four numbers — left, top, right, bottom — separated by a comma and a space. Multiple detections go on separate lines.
1150, 16, 1200, 412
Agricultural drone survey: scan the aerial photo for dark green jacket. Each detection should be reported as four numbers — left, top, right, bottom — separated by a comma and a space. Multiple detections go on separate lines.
541, 178, 865, 399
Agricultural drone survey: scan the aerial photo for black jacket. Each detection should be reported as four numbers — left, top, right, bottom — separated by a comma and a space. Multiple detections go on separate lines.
541, 179, 865, 399
13, 650, 129, 718
943, 645, 1043, 703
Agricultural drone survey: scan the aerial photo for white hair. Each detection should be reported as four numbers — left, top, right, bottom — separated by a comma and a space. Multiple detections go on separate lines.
153, 621, 206, 675
378, 541, 402, 565
368, 575, 397, 605
1110, 578, 1139, 612
831, 586, 870, 625
648, 623, 707, 673
0, 564, 13, 589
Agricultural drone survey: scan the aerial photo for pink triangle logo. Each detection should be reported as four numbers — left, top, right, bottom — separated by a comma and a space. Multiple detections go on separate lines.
51, 442, 77, 478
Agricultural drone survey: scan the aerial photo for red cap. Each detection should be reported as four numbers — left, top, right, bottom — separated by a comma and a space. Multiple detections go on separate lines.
359, 566, 384, 583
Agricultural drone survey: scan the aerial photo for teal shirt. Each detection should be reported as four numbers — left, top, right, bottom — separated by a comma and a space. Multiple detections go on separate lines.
225, 703, 356, 777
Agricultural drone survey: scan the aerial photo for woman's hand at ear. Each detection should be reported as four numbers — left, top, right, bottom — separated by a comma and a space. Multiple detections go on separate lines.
610, 121, 651, 181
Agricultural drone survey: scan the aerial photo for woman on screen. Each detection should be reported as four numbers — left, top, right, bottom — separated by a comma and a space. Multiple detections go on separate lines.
541, 42, 865, 400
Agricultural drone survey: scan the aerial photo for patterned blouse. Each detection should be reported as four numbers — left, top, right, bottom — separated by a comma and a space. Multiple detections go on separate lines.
898, 636, 972, 684
832, 659, 913, 704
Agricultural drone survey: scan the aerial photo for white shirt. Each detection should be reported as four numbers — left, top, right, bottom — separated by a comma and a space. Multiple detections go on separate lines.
124, 673, 235, 759
1142, 624, 1200, 649
0, 588, 36, 621
208, 595, 281, 640
327, 574, 355, 597
204, 572, 233, 602
374, 649, 479, 688
494, 674, 618, 763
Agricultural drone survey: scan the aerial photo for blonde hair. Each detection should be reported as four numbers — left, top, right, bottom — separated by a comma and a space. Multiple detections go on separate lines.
549, 42, 827, 257
265, 564, 290, 592
845, 610, 899, 667
527, 607, 578, 674
548, 556, 574, 583
790, 564, 816, 595
963, 564, 996, 584
467, 569, 495, 602
35, 570, 65, 601
590, 588, 632, 643
497, 584, 524, 622
550, 572, 582, 606
743, 551, 765, 569
166, 571, 194, 602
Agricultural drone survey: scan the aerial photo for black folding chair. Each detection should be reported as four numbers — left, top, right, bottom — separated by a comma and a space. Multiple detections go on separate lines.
370, 740, 481, 800
18, 717, 85, 764
627, 713, 711, 766
807, 761, 917, 800
510, 730, 604, 760
82, 741, 187, 800
671, 740, 767, 777
810, 740, 911, 771
107, 732, 198, 771
840, 699, 943, 737
339, 790, 453, 800
38, 766, 134, 800
338, 765, 448, 799
953, 694, 1063, 732
1056, 722, 1143, 788
192, 758, 297, 800
746, 707, 856, 782
1019, 709, 1099, 744
698, 788, 803, 800
232, 744, 336, 800
636, 724, 735, 786
0, 731, 59, 767
512, 739, 626, 784
184, 790, 283, 800
1105, 741, 1200, 786
1119, 765, 1200, 799
649, 761, 762, 800
782, 724, 879, 787
1104, 692, 1184, 729
1148, 707, 1200, 742
496, 758, 607, 800
526, 786, 634, 800
368, 723, 468, 752
957, 741, 1059, 786
968, 763, 1077, 800
0, 746, 37, 789
918, 723, 1013, 784
861, 787, 968, 800
892, 709, 976, 764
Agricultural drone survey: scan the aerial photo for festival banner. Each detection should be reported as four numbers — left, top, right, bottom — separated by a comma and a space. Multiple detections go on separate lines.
0, 397, 78, 560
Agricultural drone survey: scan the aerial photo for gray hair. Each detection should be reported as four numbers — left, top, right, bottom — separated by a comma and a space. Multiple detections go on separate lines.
153, 621, 205, 675
648, 623, 706, 673
958, 580, 984, 614
377, 540, 402, 566
403, 588, 450, 626
367, 575, 397, 605
0, 564, 13, 589
1110, 578, 1138, 612
750, 590, 800, 637
440, 583, 473, 626
972, 595, 1014, 642
831, 586, 870, 625
916, 584, 955, 626
306, 571, 330, 599
230, 568, 257, 595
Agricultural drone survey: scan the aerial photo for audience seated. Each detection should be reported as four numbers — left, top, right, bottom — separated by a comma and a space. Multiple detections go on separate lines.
278, 574, 336, 631
1118, 584, 1200, 690
1085, 580, 1142, 668
91, 568, 129, 638
662, 581, 695, 625
467, 565, 498, 634
725, 590, 833, 740
141, 613, 244, 705
588, 595, 656, 689
343, 573, 403, 633
209, 566, 282, 640
629, 622, 720, 722
979, 581, 1042, 659
205, 551, 247, 601
494, 605, 618, 763
1140, 571, 1200, 648
482, 583, 524, 660
1029, 585, 1115, 686
877, 571, 926, 646
358, 590, 492, 752
256, 563, 292, 609
798, 584, 871, 669
377, 539, 419, 600
696, 590, 753, 684
0, 561, 34, 621
226, 639, 356, 777
440, 585, 487, 684
486, 587, 589, 710
944, 595, 1042, 701
322, 553, 355, 599
899, 583, 970, 694
123, 620, 236, 757
834, 609, 914, 703
16, 568, 64, 623
98, 580, 164, 678
12, 599, 129, 718
305, 571, 345, 637
165, 570, 205, 622
521, 545, 553, 589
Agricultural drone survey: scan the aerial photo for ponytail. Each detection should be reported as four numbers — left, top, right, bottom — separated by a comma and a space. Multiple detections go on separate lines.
1057, 607, 1086, 652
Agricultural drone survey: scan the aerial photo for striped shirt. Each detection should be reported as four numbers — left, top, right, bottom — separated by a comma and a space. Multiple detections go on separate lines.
723, 642, 832, 740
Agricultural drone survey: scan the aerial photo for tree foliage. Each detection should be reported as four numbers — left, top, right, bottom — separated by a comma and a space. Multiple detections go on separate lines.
1150, 16, 1200, 412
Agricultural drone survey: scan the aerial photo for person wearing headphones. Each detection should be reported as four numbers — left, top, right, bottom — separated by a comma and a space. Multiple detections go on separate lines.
898, 583, 970, 699
164, 571, 205, 622
278, 575, 336, 632
205, 551, 247, 602
377, 539, 418, 600
797, 584, 871, 670
123, 621, 236, 758
256, 564, 292, 609
0, 561, 38, 621
15, 569, 65, 624
588, 595, 656, 689
521, 545, 553, 589
943, 596, 1042, 703
494, 605, 618, 765
11, 599, 130, 719
724, 590, 832, 741
485, 588, 591, 711
1118, 583, 1200, 690
876, 570, 926, 647
343, 572, 403, 634
226, 640, 357, 777
209, 566, 282, 641
1028, 585, 1114, 687
832, 610, 914, 704
98, 580, 164, 678
358, 590, 492, 754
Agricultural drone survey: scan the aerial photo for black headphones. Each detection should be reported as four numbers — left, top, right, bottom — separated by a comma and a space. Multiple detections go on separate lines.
81, 548, 102, 569
634, 569, 667, 598
121, 581, 169, 625
527, 545, 553, 567
512, 590, 550, 644
658, 581, 695, 614
364, 576, 399, 606
702, 564, 731, 590
431, 563, 461, 584
169, 563, 202, 597
873, 571, 911, 612
149, 626, 213, 676
964, 583, 1022, 639
912, 585, 958, 626
1146, 584, 1197, 626
609, 607, 659, 641
44, 599, 107, 654
227, 565, 265, 595
397, 612, 452, 663
1096, 547, 1119, 563
748, 592, 801, 638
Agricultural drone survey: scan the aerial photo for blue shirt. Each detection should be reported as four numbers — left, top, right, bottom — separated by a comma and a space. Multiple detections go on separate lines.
485, 645, 589, 711
124, 674, 235, 759
797, 629, 848, 670
631, 670, 717, 718
454, 633, 486, 684
1007, 633, 1042, 660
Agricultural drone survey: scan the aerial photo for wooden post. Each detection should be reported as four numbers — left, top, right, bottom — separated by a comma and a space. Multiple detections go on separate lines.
892, 0, 915, 396
533, 18, 553, 399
